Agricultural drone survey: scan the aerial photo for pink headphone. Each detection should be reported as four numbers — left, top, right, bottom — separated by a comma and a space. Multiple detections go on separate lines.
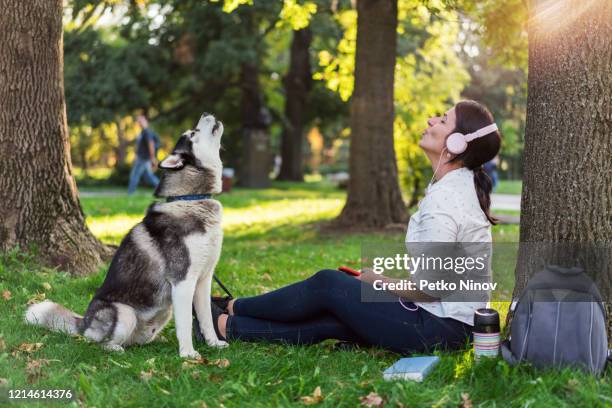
445, 123, 498, 155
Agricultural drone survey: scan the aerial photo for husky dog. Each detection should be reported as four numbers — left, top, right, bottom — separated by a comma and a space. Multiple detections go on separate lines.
25, 113, 227, 358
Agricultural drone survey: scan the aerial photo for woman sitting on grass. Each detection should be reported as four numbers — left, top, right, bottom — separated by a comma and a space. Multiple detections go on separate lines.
196, 100, 502, 354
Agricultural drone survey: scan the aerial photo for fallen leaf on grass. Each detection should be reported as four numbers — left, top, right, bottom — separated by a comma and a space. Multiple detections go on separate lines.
140, 370, 155, 382
183, 357, 230, 369
26, 359, 51, 370
2, 290, 11, 301
300, 386, 323, 405
12, 342, 44, 356
0, 378, 8, 386
360, 392, 385, 407
42, 282, 52, 291
459, 393, 473, 408
208, 374, 223, 383
212, 358, 230, 368
27, 293, 46, 305
262, 273, 272, 282
26, 358, 51, 383
183, 357, 210, 368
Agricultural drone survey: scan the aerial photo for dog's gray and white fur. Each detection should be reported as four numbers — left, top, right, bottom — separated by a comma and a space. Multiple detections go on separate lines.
25, 113, 226, 358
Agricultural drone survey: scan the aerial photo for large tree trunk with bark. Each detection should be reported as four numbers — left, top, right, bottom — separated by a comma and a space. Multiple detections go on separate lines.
0, 0, 111, 275
334, 0, 407, 228
238, 61, 272, 188
236, 6, 272, 188
515, 0, 612, 334
277, 28, 313, 182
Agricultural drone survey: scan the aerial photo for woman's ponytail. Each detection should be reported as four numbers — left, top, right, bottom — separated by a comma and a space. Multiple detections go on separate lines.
472, 166, 497, 225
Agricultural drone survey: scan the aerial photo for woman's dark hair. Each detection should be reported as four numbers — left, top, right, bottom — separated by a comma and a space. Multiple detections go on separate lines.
447, 100, 502, 225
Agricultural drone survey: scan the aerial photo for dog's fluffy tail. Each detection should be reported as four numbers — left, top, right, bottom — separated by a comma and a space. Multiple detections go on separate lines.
25, 301, 82, 335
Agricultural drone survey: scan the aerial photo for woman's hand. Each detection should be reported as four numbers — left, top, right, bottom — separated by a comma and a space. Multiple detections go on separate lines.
356, 268, 380, 285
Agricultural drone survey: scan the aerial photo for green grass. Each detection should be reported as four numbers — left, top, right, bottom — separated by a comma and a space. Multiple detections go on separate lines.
496, 180, 523, 195
1, 181, 609, 407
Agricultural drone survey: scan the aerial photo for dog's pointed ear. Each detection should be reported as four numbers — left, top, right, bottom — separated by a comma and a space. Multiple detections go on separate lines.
159, 154, 184, 170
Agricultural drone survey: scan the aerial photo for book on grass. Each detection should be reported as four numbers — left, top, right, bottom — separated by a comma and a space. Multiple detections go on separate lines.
383, 356, 440, 382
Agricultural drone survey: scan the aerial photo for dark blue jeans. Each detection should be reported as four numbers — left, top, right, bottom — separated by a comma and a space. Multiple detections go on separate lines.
226, 269, 472, 354
128, 158, 159, 195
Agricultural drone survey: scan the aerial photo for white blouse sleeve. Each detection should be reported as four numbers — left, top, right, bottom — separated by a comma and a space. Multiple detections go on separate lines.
410, 187, 459, 242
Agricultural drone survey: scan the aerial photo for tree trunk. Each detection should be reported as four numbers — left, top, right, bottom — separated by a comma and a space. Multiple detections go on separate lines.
277, 28, 313, 182
114, 116, 129, 168
334, 0, 407, 228
238, 61, 272, 188
515, 0, 611, 334
0, 0, 111, 275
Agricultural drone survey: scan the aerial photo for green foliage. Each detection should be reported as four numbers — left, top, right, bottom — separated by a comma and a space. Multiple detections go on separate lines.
210, 0, 253, 14
64, 27, 150, 126
457, 7, 528, 180
313, 0, 469, 203
458, 0, 528, 71
276, 0, 318, 30
395, 3, 470, 203
313, 8, 356, 102
61, 0, 527, 196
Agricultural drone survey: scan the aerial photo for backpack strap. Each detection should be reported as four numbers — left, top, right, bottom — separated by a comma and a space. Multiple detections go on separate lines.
501, 340, 518, 366
502, 299, 518, 339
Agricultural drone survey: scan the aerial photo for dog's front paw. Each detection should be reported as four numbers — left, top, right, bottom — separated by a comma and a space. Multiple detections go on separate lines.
179, 348, 201, 359
206, 339, 229, 348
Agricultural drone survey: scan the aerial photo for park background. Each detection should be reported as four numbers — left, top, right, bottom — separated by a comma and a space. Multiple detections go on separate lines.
0, 0, 610, 407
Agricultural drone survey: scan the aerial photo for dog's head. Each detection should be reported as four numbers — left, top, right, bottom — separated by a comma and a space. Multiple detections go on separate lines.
154, 113, 224, 198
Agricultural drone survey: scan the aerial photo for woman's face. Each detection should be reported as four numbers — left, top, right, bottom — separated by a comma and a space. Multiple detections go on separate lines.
419, 107, 457, 155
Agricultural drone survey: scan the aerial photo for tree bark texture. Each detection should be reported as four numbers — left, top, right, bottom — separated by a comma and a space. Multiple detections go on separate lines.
277, 28, 313, 182
238, 61, 272, 188
0, 0, 110, 275
516, 0, 611, 333
335, 0, 407, 228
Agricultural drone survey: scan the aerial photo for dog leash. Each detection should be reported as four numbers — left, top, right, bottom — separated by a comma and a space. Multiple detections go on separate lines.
213, 275, 234, 299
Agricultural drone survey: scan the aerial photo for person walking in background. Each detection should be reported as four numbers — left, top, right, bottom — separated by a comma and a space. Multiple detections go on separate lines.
483, 156, 499, 192
128, 115, 160, 195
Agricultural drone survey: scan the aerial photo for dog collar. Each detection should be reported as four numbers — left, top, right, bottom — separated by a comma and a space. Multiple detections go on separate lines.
166, 194, 212, 203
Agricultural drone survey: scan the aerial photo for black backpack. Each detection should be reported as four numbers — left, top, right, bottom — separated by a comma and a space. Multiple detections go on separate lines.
501, 265, 610, 374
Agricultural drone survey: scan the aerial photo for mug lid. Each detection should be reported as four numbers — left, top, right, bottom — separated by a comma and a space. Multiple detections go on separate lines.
474, 308, 500, 326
